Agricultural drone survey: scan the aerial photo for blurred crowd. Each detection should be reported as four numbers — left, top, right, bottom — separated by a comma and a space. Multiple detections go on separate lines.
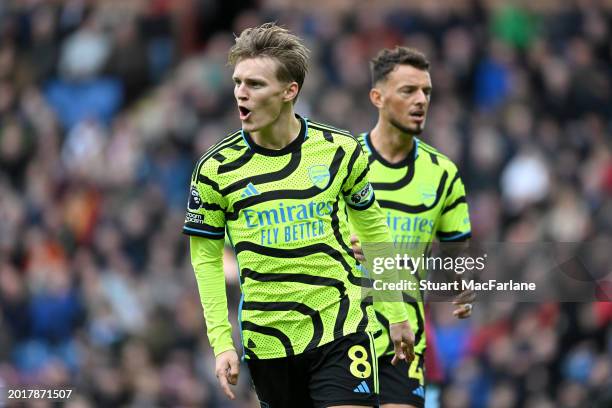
0, 0, 611, 407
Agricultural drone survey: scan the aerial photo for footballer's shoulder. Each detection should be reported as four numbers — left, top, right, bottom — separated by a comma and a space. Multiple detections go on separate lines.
307, 119, 357, 142
306, 119, 362, 153
417, 139, 459, 172
193, 129, 246, 176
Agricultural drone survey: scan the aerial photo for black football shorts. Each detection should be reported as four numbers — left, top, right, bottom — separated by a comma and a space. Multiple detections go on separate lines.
247, 331, 379, 407
378, 352, 425, 407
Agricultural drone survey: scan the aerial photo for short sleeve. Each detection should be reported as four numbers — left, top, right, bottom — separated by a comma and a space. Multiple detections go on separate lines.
342, 143, 375, 211
182, 163, 227, 239
436, 169, 471, 242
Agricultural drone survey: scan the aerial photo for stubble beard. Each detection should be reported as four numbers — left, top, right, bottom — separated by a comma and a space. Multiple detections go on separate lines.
389, 117, 424, 136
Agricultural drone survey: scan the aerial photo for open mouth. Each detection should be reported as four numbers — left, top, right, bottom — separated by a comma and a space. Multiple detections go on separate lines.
238, 106, 251, 120
409, 111, 425, 121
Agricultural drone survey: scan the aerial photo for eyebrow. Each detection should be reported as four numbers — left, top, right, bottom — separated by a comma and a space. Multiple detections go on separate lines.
232, 75, 268, 83
399, 84, 432, 91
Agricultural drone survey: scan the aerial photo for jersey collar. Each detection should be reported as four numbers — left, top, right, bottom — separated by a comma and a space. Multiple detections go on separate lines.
242, 114, 307, 157
365, 132, 418, 169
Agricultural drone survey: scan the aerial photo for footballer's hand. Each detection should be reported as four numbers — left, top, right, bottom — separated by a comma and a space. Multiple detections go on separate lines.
350, 234, 366, 262
389, 320, 415, 365
215, 349, 240, 400
452, 289, 475, 319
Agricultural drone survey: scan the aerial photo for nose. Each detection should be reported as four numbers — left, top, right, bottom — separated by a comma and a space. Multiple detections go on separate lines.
414, 89, 427, 106
235, 83, 248, 101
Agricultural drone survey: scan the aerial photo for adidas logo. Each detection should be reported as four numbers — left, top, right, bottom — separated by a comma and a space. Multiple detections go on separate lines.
241, 182, 260, 198
353, 380, 370, 394
412, 385, 425, 399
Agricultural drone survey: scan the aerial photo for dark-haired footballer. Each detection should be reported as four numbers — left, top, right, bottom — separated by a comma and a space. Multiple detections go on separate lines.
352, 47, 473, 408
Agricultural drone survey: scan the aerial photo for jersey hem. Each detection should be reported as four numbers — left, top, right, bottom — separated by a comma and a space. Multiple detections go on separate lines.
242, 327, 376, 360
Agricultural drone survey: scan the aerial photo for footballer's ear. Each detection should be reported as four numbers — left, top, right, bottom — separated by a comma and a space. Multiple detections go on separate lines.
370, 87, 383, 109
283, 82, 299, 102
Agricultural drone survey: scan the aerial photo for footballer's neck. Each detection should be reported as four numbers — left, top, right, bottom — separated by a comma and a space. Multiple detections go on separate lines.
251, 104, 301, 150
370, 118, 415, 164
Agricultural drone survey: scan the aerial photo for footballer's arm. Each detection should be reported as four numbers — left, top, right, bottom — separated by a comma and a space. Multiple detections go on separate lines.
190, 236, 239, 399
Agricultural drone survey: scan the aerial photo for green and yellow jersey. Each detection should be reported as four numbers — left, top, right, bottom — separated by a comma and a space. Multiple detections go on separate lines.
357, 132, 471, 358
184, 115, 409, 360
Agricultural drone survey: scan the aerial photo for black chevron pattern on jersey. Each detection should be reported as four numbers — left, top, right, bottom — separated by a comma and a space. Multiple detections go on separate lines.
308, 121, 353, 138
330, 198, 355, 259
442, 195, 467, 215
322, 130, 334, 142
212, 152, 226, 163
243, 345, 258, 360
197, 174, 221, 193
371, 162, 416, 191
233, 241, 368, 288
377, 171, 448, 214
240, 268, 350, 342
340, 144, 364, 195
241, 268, 346, 295
228, 144, 245, 151
373, 311, 393, 354
220, 150, 302, 195
241, 301, 324, 354
446, 172, 461, 197
357, 296, 373, 332
217, 148, 254, 174
241, 321, 294, 357
429, 152, 439, 165
225, 147, 345, 220
351, 167, 369, 193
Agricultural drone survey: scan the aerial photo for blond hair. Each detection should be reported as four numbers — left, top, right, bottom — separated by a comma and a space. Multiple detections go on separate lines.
228, 22, 310, 92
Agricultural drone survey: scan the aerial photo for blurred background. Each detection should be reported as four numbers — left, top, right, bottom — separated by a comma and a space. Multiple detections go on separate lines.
0, 0, 611, 407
